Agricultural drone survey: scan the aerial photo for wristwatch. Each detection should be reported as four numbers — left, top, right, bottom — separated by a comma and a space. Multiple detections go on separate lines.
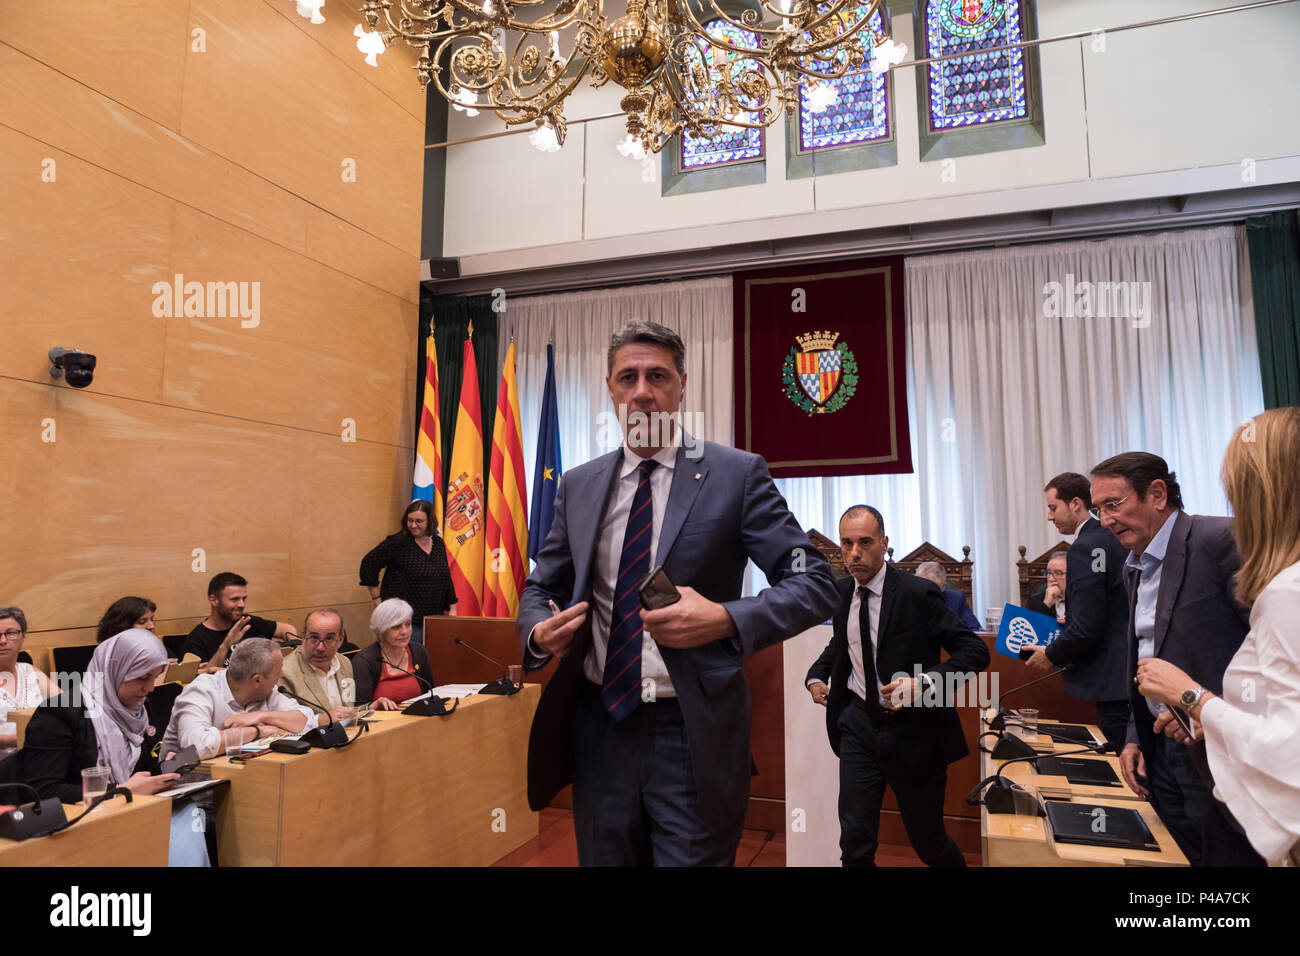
1180, 685, 1208, 711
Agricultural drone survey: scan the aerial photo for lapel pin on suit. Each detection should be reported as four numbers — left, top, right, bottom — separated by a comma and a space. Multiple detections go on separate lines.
694, 473, 701, 480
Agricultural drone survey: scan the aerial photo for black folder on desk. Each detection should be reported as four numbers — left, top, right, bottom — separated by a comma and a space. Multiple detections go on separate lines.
1044, 801, 1159, 850
1040, 723, 1098, 745
1035, 756, 1121, 786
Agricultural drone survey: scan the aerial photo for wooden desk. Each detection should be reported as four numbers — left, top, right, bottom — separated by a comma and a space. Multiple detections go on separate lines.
980, 715, 1188, 867
210, 685, 539, 866
0, 793, 171, 867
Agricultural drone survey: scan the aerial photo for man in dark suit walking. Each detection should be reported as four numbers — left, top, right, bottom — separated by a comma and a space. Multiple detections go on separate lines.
1091, 452, 1263, 866
806, 505, 989, 866
1024, 472, 1131, 746
518, 320, 840, 866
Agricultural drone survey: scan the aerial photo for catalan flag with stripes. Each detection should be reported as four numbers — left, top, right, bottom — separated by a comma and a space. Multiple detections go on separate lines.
445, 332, 485, 616
483, 341, 528, 617
411, 334, 444, 532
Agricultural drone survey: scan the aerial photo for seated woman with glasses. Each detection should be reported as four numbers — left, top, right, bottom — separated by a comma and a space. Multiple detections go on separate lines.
1, 606, 54, 760
277, 608, 356, 721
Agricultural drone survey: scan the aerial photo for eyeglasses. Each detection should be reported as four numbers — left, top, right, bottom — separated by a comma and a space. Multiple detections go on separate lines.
304, 635, 342, 647
1094, 495, 1131, 515
1046, 569, 1067, 579
0, 629, 24, 642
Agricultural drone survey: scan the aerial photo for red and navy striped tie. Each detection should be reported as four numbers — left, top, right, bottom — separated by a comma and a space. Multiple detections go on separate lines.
602, 458, 658, 720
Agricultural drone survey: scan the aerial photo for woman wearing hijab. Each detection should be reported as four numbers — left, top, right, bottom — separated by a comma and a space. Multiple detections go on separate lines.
15, 629, 180, 803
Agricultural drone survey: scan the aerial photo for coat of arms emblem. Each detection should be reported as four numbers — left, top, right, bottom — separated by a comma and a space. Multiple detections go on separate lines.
781, 330, 859, 415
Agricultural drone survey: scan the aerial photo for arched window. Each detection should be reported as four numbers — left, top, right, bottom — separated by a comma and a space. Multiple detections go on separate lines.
797, 3, 890, 152
680, 21, 765, 170
924, 0, 1029, 131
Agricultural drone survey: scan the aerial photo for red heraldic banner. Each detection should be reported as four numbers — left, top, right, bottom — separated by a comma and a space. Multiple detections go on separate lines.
733, 257, 912, 478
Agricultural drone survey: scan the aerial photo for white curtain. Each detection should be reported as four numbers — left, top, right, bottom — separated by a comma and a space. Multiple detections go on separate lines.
500, 276, 734, 496
905, 225, 1264, 616
495, 228, 1263, 617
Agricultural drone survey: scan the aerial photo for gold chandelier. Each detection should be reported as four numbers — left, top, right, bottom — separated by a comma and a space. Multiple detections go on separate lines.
357, 0, 906, 154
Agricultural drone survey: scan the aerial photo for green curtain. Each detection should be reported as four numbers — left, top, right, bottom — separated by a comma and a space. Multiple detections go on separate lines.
1245, 211, 1300, 408
416, 292, 499, 495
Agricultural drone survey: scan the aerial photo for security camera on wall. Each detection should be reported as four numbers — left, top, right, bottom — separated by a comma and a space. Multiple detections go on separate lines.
48, 347, 96, 389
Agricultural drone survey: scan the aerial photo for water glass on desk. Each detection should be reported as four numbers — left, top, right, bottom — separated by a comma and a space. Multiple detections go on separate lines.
81, 765, 111, 806
1019, 708, 1039, 742
223, 726, 247, 759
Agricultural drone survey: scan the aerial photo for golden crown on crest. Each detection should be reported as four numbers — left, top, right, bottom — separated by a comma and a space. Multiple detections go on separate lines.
795, 330, 840, 352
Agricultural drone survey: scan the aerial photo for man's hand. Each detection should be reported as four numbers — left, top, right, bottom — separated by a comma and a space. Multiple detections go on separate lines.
808, 681, 829, 707
1135, 658, 1194, 709
224, 616, 252, 647
328, 706, 357, 723
122, 771, 181, 796
1024, 645, 1054, 674
221, 712, 262, 730
1119, 742, 1150, 798
1153, 709, 1201, 746
644, 587, 736, 649
1043, 583, 1062, 607
532, 601, 589, 658
881, 677, 921, 710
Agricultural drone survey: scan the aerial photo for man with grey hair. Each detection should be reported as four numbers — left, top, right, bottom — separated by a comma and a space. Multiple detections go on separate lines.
521, 318, 841, 866
164, 638, 319, 759
914, 561, 981, 631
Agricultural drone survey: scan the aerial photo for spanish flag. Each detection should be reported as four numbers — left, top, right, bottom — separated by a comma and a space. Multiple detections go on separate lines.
411, 333, 444, 533
483, 341, 529, 618
445, 331, 485, 615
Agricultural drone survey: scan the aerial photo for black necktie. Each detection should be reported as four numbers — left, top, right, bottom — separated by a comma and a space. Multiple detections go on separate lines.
858, 586, 883, 712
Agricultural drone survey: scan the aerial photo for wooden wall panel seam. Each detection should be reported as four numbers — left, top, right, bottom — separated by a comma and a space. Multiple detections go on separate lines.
0, 114, 418, 305
0, 374, 415, 450
258, 0, 426, 125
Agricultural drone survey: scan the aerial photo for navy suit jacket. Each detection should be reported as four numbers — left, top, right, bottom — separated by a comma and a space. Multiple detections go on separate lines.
1045, 517, 1130, 702
1123, 513, 1251, 766
943, 588, 981, 631
806, 569, 989, 768
517, 439, 840, 829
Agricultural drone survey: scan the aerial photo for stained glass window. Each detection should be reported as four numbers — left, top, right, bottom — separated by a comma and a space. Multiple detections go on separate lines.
680, 21, 764, 170
798, 5, 890, 152
925, 0, 1028, 131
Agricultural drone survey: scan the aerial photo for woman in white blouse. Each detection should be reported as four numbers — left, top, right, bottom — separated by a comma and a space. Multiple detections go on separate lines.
0, 606, 53, 757
1136, 407, 1300, 866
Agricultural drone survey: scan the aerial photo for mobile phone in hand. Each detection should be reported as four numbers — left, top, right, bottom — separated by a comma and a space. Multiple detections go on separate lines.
638, 565, 681, 610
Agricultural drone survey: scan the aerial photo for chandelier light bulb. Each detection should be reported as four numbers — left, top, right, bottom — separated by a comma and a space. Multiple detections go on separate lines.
354, 24, 386, 67
529, 121, 562, 152
871, 37, 907, 76
452, 88, 480, 117
616, 134, 646, 160
295, 0, 326, 23
804, 81, 839, 114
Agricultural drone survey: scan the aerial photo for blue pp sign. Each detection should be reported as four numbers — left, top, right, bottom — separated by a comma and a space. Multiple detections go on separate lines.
994, 603, 1063, 659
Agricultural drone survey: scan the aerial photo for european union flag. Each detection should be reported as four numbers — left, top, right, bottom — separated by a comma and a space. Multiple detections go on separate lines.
994, 603, 1064, 660
528, 344, 563, 561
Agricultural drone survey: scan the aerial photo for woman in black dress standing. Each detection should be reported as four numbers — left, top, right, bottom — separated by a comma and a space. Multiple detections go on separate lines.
359, 500, 457, 645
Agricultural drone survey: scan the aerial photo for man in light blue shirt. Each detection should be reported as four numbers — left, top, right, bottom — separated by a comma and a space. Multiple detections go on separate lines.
1091, 452, 1261, 867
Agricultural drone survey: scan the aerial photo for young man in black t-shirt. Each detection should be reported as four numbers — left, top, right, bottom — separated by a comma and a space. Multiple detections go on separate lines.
182, 572, 297, 671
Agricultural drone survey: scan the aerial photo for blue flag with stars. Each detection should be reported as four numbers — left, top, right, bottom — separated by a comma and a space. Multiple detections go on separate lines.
528, 344, 563, 562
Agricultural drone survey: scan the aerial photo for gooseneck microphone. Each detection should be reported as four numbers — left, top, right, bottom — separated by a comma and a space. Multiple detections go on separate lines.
452, 638, 519, 695
984, 667, 1066, 731
966, 742, 1119, 815
275, 684, 362, 749
379, 652, 458, 717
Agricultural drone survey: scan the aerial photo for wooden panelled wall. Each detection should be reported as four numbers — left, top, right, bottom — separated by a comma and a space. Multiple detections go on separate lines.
0, 0, 425, 667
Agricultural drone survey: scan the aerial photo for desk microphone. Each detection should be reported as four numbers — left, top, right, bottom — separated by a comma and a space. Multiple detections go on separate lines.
0, 783, 68, 840
274, 685, 354, 749
966, 742, 1118, 815
984, 666, 1066, 731
380, 654, 458, 717
452, 638, 518, 695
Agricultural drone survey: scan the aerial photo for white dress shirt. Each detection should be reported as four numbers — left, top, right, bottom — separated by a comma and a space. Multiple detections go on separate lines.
1125, 510, 1180, 717
580, 445, 679, 697
808, 564, 887, 706
1200, 560, 1300, 865
311, 655, 343, 710
164, 670, 318, 759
